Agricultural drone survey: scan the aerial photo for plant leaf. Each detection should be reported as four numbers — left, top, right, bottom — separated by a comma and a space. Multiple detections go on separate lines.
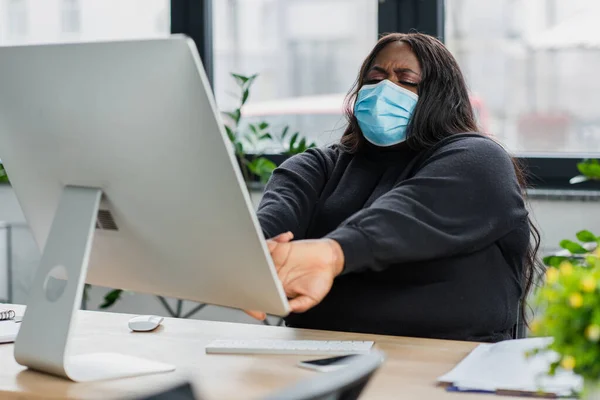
543, 255, 570, 267
224, 125, 236, 142
577, 159, 600, 179
570, 175, 589, 184
559, 239, 588, 254
243, 134, 256, 147
289, 132, 299, 150
231, 73, 249, 86
246, 158, 262, 175
576, 230, 598, 243
235, 141, 244, 155
577, 161, 590, 176
280, 126, 290, 139
242, 89, 250, 105
100, 289, 123, 309
260, 133, 273, 140
589, 164, 600, 179
245, 73, 259, 88
248, 124, 258, 134
225, 110, 241, 125
298, 137, 307, 152
0, 164, 8, 183
258, 122, 269, 130
247, 157, 276, 183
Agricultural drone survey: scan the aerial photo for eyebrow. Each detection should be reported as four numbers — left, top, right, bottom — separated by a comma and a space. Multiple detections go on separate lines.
368, 65, 420, 76
394, 67, 420, 76
368, 66, 388, 75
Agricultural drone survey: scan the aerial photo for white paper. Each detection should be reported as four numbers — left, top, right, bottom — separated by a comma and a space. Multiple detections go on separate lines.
438, 337, 582, 396
0, 320, 20, 344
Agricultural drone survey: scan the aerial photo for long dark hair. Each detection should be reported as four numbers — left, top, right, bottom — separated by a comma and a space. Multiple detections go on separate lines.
341, 33, 543, 326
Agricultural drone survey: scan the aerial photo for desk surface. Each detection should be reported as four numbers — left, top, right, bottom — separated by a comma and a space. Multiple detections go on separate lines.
0, 304, 512, 400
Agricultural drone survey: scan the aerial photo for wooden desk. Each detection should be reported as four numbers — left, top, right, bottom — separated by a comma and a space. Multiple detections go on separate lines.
0, 304, 511, 400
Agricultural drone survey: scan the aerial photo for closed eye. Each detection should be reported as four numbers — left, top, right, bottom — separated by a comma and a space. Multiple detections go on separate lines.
400, 81, 418, 87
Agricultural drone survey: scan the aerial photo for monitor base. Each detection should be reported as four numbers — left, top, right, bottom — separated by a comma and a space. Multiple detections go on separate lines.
14, 186, 175, 382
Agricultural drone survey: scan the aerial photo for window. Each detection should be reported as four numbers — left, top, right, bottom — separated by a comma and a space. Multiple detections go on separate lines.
5, 0, 29, 40
0, 0, 170, 46
213, 0, 378, 152
445, 0, 600, 155
61, 0, 81, 35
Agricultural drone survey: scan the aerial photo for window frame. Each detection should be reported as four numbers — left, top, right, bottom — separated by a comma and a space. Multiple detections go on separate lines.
381, 0, 600, 190
171, 0, 214, 85
177, 0, 599, 190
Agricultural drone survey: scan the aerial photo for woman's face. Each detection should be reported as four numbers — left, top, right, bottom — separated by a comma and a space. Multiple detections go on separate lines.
363, 41, 422, 95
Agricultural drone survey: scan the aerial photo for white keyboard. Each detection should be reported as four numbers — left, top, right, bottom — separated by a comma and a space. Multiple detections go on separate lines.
205, 339, 375, 355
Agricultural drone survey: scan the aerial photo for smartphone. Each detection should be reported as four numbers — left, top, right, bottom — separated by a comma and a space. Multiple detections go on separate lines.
297, 355, 358, 372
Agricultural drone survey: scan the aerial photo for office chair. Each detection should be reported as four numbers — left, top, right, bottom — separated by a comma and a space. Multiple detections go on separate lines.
136, 382, 198, 400
511, 302, 526, 339
263, 350, 385, 400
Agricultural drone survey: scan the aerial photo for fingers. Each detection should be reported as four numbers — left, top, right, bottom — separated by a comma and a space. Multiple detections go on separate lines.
272, 231, 294, 243
289, 295, 318, 313
267, 240, 278, 252
268, 232, 293, 252
244, 310, 267, 321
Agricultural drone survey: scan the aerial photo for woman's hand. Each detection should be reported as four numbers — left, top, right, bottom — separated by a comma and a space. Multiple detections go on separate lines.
245, 232, 345, 321
245, 231, 294, 321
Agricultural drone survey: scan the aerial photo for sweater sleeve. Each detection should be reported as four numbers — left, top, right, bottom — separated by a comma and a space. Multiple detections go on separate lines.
257, 147, 336, 240
325, 136, 528, 274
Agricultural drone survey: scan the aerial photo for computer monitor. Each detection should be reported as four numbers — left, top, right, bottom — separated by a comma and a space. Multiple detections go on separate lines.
0, 36, 290, 382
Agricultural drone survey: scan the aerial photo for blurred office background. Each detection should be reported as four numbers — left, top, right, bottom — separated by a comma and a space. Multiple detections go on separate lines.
1, 0, 599, 323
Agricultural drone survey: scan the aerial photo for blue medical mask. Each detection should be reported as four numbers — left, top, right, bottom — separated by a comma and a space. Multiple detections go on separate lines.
354, 79, 419, 147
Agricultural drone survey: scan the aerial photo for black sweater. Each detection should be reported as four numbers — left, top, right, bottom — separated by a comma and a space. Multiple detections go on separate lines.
257, 134, 529, 342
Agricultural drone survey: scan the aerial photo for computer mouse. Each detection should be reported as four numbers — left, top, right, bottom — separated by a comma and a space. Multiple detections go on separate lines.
128, 315, 164, 332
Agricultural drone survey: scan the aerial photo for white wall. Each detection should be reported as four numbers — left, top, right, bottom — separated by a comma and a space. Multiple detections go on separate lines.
1, 185, 599, 324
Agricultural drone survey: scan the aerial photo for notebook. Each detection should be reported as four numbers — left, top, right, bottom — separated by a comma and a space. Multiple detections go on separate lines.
0, 309, 20, 344
437, 337, 582, 397
0, 309, 15, 321
0, 321, 19, 344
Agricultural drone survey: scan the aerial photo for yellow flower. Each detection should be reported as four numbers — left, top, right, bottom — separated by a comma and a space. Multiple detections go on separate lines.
561, 355, 576, 371
546, 267, 559, 284
569, 292, 584, 308
586, 324, 600, 342
560, 262, 573, 277
581, 276, 597, 292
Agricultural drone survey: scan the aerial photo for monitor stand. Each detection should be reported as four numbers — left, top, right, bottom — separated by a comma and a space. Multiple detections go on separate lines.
14, 186, 175, 382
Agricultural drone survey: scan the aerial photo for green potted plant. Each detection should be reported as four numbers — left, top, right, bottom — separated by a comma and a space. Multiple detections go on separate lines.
223, 73, 276, 185
223, 72, 316, 186
570, 159, 600, 185
531, 231, 600, 397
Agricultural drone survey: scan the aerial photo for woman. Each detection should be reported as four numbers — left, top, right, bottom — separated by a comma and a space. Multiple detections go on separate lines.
250, 33, 541, 342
